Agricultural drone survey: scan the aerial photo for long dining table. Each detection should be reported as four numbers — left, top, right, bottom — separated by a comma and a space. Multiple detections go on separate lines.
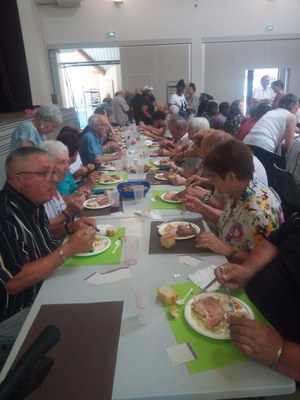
0, 153, 296, 399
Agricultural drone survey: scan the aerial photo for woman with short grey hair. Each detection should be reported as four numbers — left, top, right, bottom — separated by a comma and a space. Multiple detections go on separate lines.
41, 140, 86, 239
10, 103, 62, 152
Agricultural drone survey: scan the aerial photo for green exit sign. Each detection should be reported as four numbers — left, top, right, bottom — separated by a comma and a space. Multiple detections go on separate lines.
265, 25, 274, 32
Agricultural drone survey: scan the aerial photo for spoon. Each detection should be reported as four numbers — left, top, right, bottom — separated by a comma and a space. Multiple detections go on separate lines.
176, 288, 193, 305
111, 239, 122, 254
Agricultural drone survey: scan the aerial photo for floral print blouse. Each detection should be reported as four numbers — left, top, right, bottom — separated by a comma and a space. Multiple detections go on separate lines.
216, 178, 284, 253
224, 114, 245, 137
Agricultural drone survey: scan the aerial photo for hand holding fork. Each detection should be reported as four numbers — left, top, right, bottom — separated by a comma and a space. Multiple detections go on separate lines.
220, 265, 234, 312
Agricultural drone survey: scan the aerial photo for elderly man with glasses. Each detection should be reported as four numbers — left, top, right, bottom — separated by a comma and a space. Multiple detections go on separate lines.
0, 147, 96, 361
79, 114, 122, 167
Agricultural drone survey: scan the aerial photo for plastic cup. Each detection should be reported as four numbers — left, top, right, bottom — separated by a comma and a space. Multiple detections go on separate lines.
134, 289, 155, 325
133, 185, 144, 204
136, 164, 144, 179
121, 155, 128, 171
108, 190, 120, 211
114, 160, 122, 173
124, 235, 138, 266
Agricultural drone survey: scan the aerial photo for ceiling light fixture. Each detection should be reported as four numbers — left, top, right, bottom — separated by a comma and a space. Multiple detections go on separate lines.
113, 0, 124, 5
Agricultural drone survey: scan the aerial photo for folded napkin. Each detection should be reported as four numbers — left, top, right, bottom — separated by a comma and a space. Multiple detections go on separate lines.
134, 209, 162, 220
188, 265, 220, 292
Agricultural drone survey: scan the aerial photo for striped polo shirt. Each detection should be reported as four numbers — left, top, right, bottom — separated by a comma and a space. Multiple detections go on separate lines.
0, 183, 58, 322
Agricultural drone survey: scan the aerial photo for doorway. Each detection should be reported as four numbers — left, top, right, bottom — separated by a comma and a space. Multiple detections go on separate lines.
49, 48, 121, 128
244, 67, 290, 113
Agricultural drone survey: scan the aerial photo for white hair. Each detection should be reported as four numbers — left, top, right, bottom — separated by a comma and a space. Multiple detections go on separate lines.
189, 117, 210, 133
35, 104, 63, 126
41, 140, 68, 159
169, 104, 180, 115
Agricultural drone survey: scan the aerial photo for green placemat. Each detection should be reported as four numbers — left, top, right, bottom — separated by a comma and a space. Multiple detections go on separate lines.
95, 173, 129, 187
151, 189, 183, 210
62, 228, 125, 267
161, 282, 270, 374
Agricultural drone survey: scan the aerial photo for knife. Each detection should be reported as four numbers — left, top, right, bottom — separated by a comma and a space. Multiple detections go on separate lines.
200, 277, 218, 293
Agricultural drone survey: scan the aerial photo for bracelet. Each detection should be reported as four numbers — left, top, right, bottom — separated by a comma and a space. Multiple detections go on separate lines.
64, 222, 71, 234
229, 247, 238, 258
58, 249, 67, 262
271, 339, 286, 370
201, 193, 212, 204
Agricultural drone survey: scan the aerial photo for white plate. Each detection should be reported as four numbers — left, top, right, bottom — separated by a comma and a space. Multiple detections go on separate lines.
75, 235, 111, 256
158, 221, 200, 240
83, 197, 111, 209
102, 166, 116, 172
155, 173, 168, 181
98, 175, 123, 185
146, 143, 159, 148
160, 191, 182, 203
184, 292, 254, 340
149, 151, 160, 157
152, 160, 162, 167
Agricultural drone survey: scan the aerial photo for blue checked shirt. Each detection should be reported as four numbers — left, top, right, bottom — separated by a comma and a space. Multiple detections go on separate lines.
10, 121, 45, 152
79, 130, 103, 166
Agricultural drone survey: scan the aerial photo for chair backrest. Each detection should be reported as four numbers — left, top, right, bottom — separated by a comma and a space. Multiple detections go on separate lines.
273, 163, 300, 210
247, 145, 286, 188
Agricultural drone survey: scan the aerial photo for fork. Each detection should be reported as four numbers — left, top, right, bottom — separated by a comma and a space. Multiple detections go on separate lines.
220, 265, 234, 312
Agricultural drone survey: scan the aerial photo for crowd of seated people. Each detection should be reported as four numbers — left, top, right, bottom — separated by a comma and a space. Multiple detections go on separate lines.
2, 77, 300, 384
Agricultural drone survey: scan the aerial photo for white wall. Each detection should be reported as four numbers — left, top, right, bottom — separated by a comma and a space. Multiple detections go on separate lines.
17, 0, 300, 105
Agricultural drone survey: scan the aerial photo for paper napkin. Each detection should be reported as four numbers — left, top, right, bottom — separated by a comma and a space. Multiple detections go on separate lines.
188, 265, 220, 291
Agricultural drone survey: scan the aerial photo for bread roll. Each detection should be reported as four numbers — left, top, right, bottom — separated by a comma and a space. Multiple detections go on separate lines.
167, 173, 177, 180
158, 286, 178, 305
149, 167, 159, 173
160, 234, 176, 249
106, 226, 118, 236
169, 305, 180, 320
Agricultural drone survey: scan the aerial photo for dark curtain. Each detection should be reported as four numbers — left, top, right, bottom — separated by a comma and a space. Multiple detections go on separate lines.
246, 69, 254, 114
0, 0, 32, 112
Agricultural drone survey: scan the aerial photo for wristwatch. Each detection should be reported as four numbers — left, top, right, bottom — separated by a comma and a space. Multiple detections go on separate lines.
201, 193, 212, 204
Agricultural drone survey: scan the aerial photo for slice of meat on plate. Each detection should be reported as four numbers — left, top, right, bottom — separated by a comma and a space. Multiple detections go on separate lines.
164, 192, 179, 201
192, 297, 225, 329
176, 224, 194, 237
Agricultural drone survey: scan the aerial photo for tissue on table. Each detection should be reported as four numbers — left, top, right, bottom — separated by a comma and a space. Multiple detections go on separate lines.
134, 209, 162, 220
188, 265, 221, 292
97, 224, 115, 235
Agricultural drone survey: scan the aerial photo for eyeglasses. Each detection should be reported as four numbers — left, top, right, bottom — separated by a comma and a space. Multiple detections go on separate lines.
95, 124, 109, 128
16, 171, 57, 181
